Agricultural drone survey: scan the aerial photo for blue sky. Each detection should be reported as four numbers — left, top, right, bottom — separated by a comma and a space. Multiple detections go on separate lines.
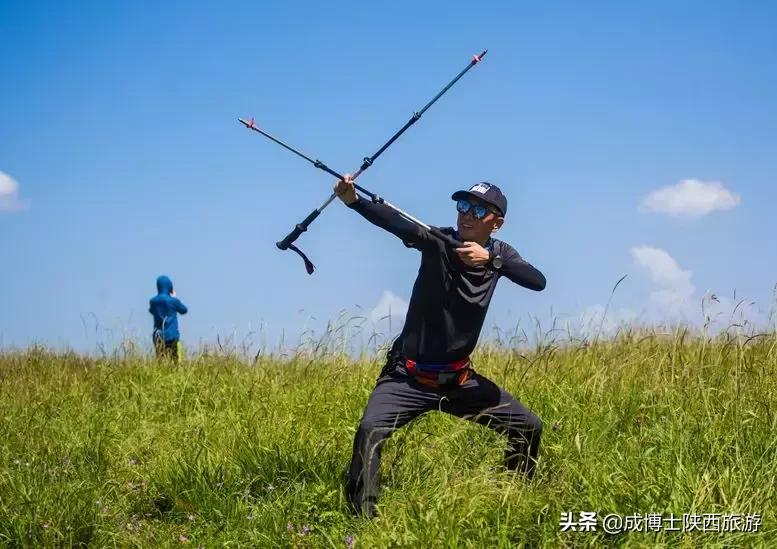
2, 1, 776, 353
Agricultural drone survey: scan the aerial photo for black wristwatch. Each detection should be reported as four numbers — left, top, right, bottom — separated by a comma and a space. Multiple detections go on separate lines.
488, 250, 503, 270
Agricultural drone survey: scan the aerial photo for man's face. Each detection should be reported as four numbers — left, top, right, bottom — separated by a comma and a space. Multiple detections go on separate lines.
456, 196, 504, 242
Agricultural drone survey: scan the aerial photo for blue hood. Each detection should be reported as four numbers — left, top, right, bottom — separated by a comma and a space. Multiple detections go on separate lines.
156, 275, 173, 295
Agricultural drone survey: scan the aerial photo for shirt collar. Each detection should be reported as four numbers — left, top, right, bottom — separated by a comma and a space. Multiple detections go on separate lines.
453, 230, 495, 250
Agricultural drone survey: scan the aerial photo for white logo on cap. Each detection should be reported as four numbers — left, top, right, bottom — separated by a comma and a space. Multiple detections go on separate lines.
469, 183, 491, 194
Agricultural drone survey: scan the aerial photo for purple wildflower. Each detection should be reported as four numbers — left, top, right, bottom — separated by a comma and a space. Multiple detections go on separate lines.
287, 522, 294, 532
300, 524, 310, 536
345, 534, 355, 548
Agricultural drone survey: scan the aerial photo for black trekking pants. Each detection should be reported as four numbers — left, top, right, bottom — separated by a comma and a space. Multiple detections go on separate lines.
345, 366, 542, 517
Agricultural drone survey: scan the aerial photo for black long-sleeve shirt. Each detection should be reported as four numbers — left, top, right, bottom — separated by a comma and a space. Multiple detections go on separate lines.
348, 196, 546, 364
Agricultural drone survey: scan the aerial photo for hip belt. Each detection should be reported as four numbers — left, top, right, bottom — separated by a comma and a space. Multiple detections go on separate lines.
405, 356, 472, 388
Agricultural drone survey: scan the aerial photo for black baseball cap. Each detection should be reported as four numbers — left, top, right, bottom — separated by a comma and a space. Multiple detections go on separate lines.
451, 182, 508, 216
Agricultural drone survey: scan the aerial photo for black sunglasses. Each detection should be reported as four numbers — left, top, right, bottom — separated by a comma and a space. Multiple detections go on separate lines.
456, 199, 495, 220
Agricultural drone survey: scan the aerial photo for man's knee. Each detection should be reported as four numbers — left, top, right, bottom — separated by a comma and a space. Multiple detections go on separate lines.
504, 410, 542, 442
356, 417, 393, 447
527, 413, 543, 437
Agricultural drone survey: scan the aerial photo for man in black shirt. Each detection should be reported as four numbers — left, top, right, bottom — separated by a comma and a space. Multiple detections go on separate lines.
335, 176, 546, 518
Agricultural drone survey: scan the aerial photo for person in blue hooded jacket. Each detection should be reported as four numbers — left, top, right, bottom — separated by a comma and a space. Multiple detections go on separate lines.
149, 275, 188, 362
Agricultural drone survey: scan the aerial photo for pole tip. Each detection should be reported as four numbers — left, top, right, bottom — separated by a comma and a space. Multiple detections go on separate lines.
238, 117, 257, 129
473, 49, 488, 63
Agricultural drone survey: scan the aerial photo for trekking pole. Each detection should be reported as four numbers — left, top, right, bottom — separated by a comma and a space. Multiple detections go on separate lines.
239, 118, 462, 272
239, 49, 487, 273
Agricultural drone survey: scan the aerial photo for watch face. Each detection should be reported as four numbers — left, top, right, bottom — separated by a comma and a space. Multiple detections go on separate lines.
492, 256, 503, 269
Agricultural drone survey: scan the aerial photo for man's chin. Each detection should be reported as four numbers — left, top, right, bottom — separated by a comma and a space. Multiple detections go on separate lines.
457, 228, 475, 241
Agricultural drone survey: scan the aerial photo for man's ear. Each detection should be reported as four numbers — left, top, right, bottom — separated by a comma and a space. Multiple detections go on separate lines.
491, 216, 505, 233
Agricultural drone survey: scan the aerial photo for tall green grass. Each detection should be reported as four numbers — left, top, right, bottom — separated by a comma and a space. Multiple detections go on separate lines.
1, 326, 775, 547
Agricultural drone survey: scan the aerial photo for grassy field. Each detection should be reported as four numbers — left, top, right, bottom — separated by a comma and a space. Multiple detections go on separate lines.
1, 327, 776, 548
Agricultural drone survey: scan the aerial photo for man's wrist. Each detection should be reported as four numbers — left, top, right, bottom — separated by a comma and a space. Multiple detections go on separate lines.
488, 250, 503, 270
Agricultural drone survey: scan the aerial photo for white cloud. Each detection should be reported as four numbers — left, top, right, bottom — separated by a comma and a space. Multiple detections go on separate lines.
568, 247, 769, 335
640, 179, 739, 218
369, 290, 408, 327
631, 246, 695, 316
0, 171, 29, 211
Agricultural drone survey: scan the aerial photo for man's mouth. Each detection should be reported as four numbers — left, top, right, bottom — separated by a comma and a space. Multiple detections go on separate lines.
461, 222, 473, 229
